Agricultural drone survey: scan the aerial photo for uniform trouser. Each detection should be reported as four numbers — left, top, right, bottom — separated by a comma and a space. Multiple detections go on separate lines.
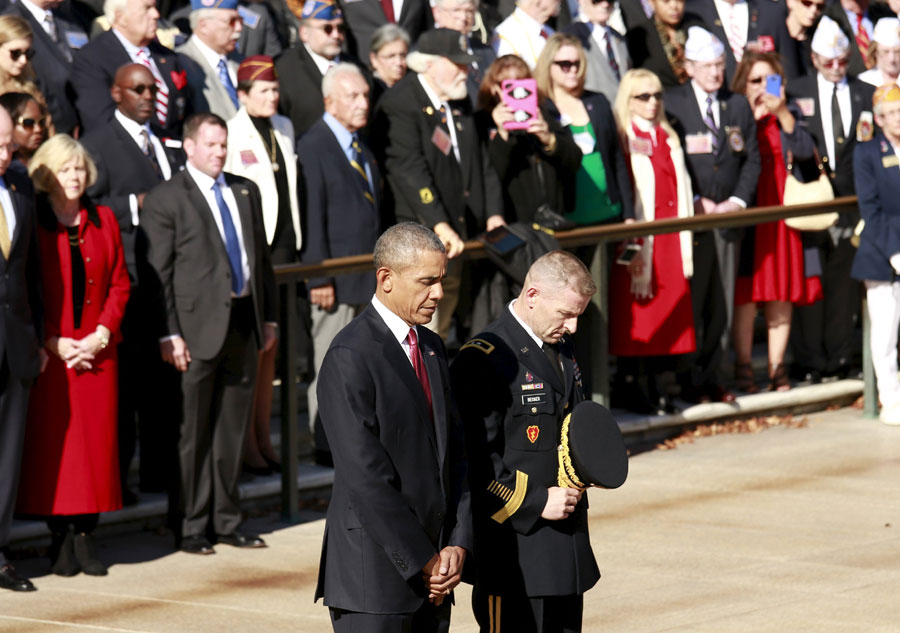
792, 231, 858, 372
179, 298, 257, 538
329, 601, 451, 633
865, 280, 900, 408
307, 302, 366, 431
472, 587, 583, 633
0, 355, 30, 566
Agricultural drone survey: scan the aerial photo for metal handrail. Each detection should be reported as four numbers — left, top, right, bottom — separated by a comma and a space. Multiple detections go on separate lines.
275, 195, 868, 521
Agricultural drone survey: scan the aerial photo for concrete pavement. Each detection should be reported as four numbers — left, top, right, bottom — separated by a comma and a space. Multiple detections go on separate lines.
3, 406, 899, 632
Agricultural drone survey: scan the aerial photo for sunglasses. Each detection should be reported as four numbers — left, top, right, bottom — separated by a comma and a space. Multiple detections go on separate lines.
798, 0, 825, 9
747, 76, 767, 84
7, 48, 34, 62
128, 83, 159, 96
819, 57, 849, 68
17, 117, 45, 129
553, 59, 580, 72
632, 91, 662, 101
313, 23, 346, 35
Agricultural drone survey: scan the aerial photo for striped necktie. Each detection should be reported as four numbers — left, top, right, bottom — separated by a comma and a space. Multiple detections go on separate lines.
136, 48, 169, 127
856, 13, 872, 69
704, 95, 719, 151
350, 135, 374, 205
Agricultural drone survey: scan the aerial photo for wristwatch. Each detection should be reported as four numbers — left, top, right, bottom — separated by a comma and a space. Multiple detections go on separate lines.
95, 329, 109, 350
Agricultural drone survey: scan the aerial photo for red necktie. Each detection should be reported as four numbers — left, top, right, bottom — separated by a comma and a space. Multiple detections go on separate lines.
856, 14, 872, 69
540, 26, 549, 39
407, 328, 433, 418
380, 0, 395, 22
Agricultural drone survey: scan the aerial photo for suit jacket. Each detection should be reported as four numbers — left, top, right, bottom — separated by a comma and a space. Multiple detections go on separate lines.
314, 304, 473, 613
297, 117, 381, 305
372, 72, 502, 237
852, 133, 900, 281
467, 38, 496, 109
665, 82, 761, 207
0, 169, 42, 379
564, 21, 631, 106
545, 91, 635, 219
70, 30, 191, 138
3, 2, 84, 134
177, 37, 243, 121
141, 169, 276, 359
684, 0, 787, 86
340, 0, 432, 60
170, 2, 283, 58
787, 73, 875, 200
450, 307, 599, 596
224, 108, 302, 250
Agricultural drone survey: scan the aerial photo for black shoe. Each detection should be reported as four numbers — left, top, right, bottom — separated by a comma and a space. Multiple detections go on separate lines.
180, 534, 215, 555
262, 455, 282, 473
242, 462, 273, 477
791, 366, 822, 385
73, 533, 108, 576
0, 563, 36, 592
50, 530, 80, 577
217, 532, 267, 549
122, 488, 139, 507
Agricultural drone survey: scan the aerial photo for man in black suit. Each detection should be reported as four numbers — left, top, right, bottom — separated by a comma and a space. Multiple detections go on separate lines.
450, 251, 599, 633
665, 26, 760, 403
372, 28, 504, 339
314, 222, 472, 632
0, 107, 44, 592
141, 112, 277, 554
431, 0, 494, 108
70, 0, 191, 138
276, 0, 363, 137
787, 15, 874, 381
4, 0, 89, 134
82, 63, 182, 507
298, 63, 381, 462
341, 0, 432, 60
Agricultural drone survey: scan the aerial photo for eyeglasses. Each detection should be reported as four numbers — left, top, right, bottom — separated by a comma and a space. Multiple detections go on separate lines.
128, 83, 159, 96
553, 59, 580, 72
17, 117, 45, 129
819, 56, 849, 68
632, 91, 662, 101
747, 76, 766, 84
312, 22, 346, 36
798, 0, 825, 9
7, 48, 34, 62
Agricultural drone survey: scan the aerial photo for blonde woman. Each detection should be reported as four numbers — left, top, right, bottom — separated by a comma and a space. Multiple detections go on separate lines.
0, 16, 50, 130
608, 68, 696, 413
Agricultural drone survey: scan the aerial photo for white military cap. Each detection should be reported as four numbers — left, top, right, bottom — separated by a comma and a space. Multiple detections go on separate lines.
873, 17, 900, 48
684, 26, 725, 62
811, 15, 850, 58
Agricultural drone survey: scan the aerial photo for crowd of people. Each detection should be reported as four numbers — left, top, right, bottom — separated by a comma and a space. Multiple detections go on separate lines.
0, 0, 895, 624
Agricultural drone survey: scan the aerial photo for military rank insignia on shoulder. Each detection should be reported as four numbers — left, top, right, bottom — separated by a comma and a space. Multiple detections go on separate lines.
460, 338, 494, 354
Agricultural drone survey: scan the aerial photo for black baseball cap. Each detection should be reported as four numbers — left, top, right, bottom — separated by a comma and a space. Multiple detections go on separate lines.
415, 28, 476, 65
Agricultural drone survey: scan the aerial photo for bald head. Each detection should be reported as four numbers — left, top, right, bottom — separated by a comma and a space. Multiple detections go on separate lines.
112, 63, 158, 124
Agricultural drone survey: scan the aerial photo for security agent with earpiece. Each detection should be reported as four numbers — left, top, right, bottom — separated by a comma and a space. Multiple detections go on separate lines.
450, 250, 626, 633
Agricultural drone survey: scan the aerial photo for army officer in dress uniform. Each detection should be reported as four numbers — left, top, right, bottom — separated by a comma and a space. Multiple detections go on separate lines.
450, 250, 598, 633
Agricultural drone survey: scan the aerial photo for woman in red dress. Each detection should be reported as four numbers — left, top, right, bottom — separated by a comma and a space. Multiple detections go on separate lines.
609, 68, 696, 413
17, 134, 129, 577
731, 51, 823, 393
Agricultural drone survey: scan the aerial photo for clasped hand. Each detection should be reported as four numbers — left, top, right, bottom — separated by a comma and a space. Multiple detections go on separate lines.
421, 545, 466, 606
49, 334, 104, 370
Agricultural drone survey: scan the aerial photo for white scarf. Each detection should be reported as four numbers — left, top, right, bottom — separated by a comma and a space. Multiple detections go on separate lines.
625, 116, 694, 298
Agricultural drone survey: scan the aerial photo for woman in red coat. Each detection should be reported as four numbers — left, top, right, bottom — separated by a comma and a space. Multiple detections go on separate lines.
17, 134, 129, 577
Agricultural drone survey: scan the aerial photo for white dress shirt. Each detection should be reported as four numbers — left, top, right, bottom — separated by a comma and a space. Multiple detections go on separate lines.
0, 177, 17, 244
111, 28, 165, 85
418, 73, 461, 163
115, 109, 171, 226
304, 43, 339, 77
372, 294, 418, 366
817, 72, 851, 168
493, 7, 552, 69
586, 22, 622, 70
190, 35, 237, 85
185, 161, 251, 298
713, 0, 748, 59
19, 0, 55, 38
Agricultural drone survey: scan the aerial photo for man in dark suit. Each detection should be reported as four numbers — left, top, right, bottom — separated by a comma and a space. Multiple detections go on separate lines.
450, 250, 599, 632
276, 0, 364, 137
70, 0, 191, 138
141, 112, 277, 554
314, 222, 472, 632
787, 15, 874, 381
431, 0, 494, 108
4, 0, 89, 134
298, 63, 381, 463
665, 26, 760, 403
372, 28, 504, 339
82, 63, 182, 507
341, 0, 432, 60
0, 107, 44, 592
564, 0, 630, 105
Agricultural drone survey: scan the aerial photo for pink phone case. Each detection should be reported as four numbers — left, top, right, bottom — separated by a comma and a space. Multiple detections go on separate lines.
501, 78, 538, 131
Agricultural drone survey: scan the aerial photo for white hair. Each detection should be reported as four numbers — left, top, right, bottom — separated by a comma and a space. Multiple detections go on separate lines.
406, 51, 439, 74
189, 8, 219, 31
104, 0, 129, 25
434, 0, 479, 9
322, 62, 366, 98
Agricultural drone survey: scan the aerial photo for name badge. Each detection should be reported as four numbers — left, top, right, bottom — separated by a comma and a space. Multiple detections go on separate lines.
240, 150, 258, 166
431, 126, 452, 156
521, 393, 547, 405
795, 98, 815, 117
685, 132, 713, 154
572, 131, 595, 154
883, 155, 899, 169
629, 137, 653, 155
65, 31, 88, 49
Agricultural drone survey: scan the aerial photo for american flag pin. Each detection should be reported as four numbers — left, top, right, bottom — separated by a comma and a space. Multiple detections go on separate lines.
428, 351, 435, 356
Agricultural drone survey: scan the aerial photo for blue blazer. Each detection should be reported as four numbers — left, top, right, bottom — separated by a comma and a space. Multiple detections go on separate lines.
852, 133, 900, 281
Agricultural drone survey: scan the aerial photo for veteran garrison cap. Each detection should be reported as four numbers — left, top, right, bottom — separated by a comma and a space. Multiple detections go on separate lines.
557, 401, 628, 490
415, 28, 476, 65
301, 0, 342, 20
191, 0, 238, 10
238, 55, 278, 83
